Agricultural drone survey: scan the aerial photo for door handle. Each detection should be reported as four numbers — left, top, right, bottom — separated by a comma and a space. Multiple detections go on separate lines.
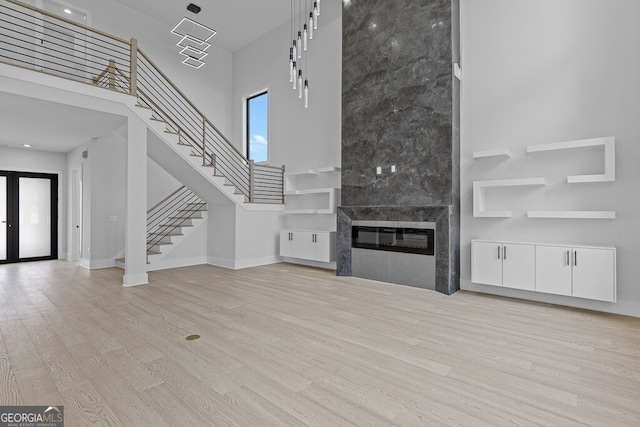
503, 245, 507, 260
574, 250, 577, 266
497, 245, 501, 260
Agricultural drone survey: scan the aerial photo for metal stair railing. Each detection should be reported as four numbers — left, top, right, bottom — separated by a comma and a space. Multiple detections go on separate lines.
0, 0, 285, 204
147, 186, 206, 254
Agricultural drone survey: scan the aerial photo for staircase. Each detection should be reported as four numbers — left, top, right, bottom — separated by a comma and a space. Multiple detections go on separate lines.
115, 187, 208, 269
0, 0, 285, 209
0, 0, 286, 273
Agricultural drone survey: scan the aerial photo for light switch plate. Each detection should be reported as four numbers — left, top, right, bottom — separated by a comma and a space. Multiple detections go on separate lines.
376, 166, 382, 175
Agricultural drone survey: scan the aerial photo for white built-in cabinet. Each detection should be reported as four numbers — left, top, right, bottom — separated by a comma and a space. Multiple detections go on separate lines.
472, 240, 616, 302
535, 245, 616, 302
472, 241, 535, 291
280, 230, 336, 263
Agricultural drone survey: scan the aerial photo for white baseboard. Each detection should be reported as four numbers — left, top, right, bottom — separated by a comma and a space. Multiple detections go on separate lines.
146, 256, 207, 272
206, 255, 281, 270
123, 273, 148, 287
460, 278, 639, 318
80, 258, 90, 269
89, 258, 117, 269
206, 256, 236, 269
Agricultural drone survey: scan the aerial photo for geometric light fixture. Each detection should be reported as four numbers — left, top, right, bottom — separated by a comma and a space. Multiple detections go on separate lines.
171, 5, 215, 69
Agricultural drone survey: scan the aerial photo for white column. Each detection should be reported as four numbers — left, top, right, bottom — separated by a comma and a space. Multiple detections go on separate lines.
123, 116, 148, 286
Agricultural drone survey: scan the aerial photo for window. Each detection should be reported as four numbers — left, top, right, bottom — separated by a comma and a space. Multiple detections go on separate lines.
246, 91, 268, 163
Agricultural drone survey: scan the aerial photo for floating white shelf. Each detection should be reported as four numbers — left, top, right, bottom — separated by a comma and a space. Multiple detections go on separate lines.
473, 178, 546, 218
472, 148, 513, 160
527, 211, 616, 219
285, 166, 342, 177
526, 136, 615, 183
284, 167, 341, 215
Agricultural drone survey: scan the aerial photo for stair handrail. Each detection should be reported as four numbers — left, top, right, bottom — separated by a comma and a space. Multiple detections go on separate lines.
134, 48, 245, 160
1, 0, 284, 204
148, 185, 185, 214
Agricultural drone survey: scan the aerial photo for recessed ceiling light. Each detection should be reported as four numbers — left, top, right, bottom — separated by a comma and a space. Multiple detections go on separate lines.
23, 144, 32, 148
64, 8, 72, 14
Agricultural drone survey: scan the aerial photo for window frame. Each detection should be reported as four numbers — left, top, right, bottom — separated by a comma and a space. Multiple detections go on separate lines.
245, 89, 269, 164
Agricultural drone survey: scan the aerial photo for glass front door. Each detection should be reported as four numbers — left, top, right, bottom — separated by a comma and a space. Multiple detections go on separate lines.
0, 171, 58, 264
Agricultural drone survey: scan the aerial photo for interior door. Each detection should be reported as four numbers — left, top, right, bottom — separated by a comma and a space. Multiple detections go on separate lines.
0, 171, 58, 264
0, 176, 6, 262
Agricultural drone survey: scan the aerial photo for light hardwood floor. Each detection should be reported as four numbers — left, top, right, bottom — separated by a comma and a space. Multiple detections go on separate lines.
0, 260, 638, 426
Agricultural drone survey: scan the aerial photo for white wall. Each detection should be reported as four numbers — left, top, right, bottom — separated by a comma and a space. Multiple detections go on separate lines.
460, 0, 640, 315
71, 0, 233, 136
0, 147, 67, 258
66, 130, 127, 268
90, 130, 127, 265
231, 0, 342, 171
147, 157, 181, 208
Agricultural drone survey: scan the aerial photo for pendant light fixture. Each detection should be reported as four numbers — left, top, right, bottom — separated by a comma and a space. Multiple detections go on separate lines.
287, 0, 321, 108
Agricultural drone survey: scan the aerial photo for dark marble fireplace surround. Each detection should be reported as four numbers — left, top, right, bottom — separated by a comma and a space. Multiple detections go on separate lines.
338, 0, 460, 295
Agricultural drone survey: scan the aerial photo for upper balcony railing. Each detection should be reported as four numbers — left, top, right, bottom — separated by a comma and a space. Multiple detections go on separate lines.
0, 0, 284, 204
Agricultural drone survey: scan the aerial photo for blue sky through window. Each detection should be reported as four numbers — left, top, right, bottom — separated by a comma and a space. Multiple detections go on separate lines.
248, 92, 268, 162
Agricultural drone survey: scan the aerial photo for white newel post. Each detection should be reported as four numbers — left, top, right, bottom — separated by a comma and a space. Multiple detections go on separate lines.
123, 116, 148, 286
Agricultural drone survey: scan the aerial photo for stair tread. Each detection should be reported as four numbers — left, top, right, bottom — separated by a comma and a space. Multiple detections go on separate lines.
159, 224, 193, 227
150, 117, 166, 123
190, 153, 204, 157
115, 258, 125, 263
135, 104, 153, 110
164, 130, 179, 135
147, 250, 161, 255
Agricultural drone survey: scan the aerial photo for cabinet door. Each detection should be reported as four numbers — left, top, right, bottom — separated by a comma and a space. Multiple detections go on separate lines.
572, 248, 616, 302
502, 243, 535, 291
313, 232, 332, 262
279, 231, 292, 257
302, 232, 316, 260
472, 241, 503, 286
535, 245, 572, 296
290, 231, 305, 258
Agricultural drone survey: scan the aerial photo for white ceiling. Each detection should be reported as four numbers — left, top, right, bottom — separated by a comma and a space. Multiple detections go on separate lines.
0, 92, 126, 153
110, 0, 293, 53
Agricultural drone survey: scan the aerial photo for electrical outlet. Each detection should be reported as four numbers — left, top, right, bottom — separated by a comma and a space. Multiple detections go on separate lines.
109, 216, 117, 222
376, 166, 382, 175
391, 165, 396, 173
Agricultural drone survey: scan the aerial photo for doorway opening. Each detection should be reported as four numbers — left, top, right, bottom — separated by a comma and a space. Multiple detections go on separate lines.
0, 171, 59, 264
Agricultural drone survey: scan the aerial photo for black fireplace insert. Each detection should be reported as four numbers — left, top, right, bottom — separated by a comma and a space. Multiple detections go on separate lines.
351, 221, 435, 256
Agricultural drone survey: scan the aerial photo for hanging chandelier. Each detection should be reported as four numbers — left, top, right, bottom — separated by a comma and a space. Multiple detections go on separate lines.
171, 4, 216, 69
289, 0, 320, 108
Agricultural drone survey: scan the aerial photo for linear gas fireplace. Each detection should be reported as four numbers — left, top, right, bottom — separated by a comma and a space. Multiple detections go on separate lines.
352, 221, 435, 255
350, 220, 436, 290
